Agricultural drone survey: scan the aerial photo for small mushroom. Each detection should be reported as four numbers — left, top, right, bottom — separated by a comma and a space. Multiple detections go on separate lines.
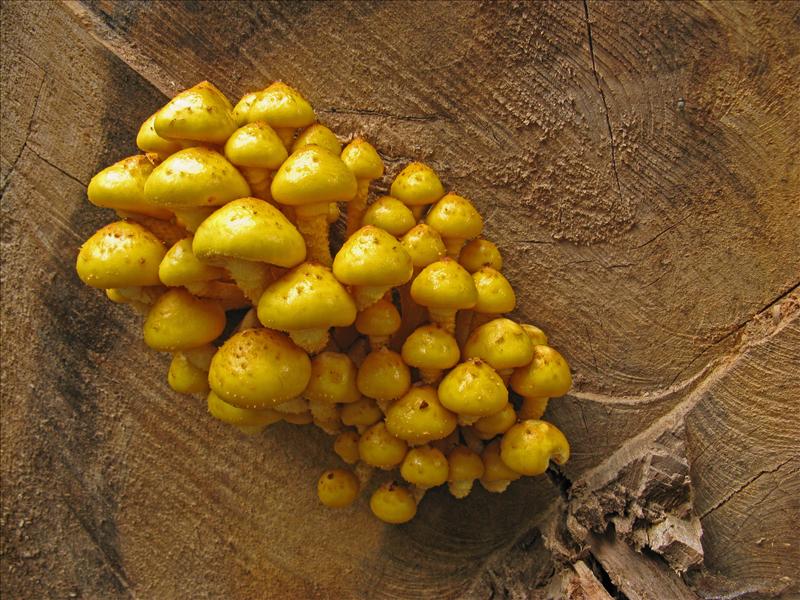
153, 80, 236, 144
136, 113, 183, 160
469, 267, 516, 331
459, 238, 503, 273
208, 328, 311, 410
303, 351, 360, 433
517, 397, 549, 420
332, 226, 414, 311
446, 446, 485, 499
340, 397, 383, 433
410, 257, 477, 334
341, 138, 384, 237
168, 351, 211, 395
207, 390, 282, 436
355, 296, 402, 350
520, 323, 549, 346
292, 123, 342, 155
384, 385, 457, 446
400, 445, 449, 490
400, 324, 460, 384
232, 91, 259, 127
143, 288, 225, 352
362, 196, 416, 238
224, 121, 288, 203
500, 420, 570, 476
510, 345, 572, 398
248, 82, 316, 147
390, 162, 445, 220
309, 399, 342, 435
370, 481, 417, 524
333, 430, 361, 464
472, 403, 517, 440
437, 358, 508, 424
356, 347, 411, 408
87, 154, 171, 219
398, 224, 447, 335
425, 192, 484, 259
463, 318, 533, 383
357, 422, 408, 470
271, 145, 357, 265
479, 439, 521, 493
257, 263, 357, 354
158, 238, 225, 288
317, 468, 360, 508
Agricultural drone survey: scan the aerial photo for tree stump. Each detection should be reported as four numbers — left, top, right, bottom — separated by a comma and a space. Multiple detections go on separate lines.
2, 1, 798, 598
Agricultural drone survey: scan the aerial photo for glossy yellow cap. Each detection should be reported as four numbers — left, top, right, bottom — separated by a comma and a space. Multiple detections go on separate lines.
341, 138, 384, 180
232, 92, 259, 127
463, 318, 533, 371
362, 196, 416, 237
340, 397, 383, 429
437, 358, 508, 417
192, 197, 306, 267
358, 422, 408, 470
144, 147, 250, 208
208, 328, 311, 409
303, 351, 361, 405
292, 123, 342, 155
460, 238, 503, 273
159, 238, 225, 286
400, 446, 449, 488
88, 155, 171, 219
480, 440, 521, 490
521, 323, 548, 346
143, 288, 225, 351
271, 146, 357, 206
355, 297, 401, 338
473, 403, 517, 439
370, 482, 416, 524
249, 82, 315, 128
224, 121, 288, 169
447, 446, 484, 482
500, 420, 569, 476
317, 469, 359, 508
136, 112, 184, 158
400, 224, 446, 268
333, 431, 361, 464
384, 385, 457, 445
154, 81, 236, 144
333, 226, 413, 287
425, 193, 483, 241
510, 345, 572, 398
207, 390, 282, 427
168, 352, 211, 394
472, 267, 515, 314
76, 221, 165, 289
400, 324, 460, 370
390, 162, 444, 207
356, 347, 411, 401
410, 258, 477, 309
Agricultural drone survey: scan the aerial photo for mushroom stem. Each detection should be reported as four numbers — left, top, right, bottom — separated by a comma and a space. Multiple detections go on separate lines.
368, 334, 391, 351
224, 258, 275, 304
460, 426, 484, 452
480, 479, 512, 493
518, 397, 549, 420
173, 207, 215, 232
348, 337, 370, 367
418, 367, 444, 385
295, 206, 332, 266
410, 205, 426, 220
354, 462, 374, 487
352, 285, 391, 311
275, 127, 295, 149
239, 167, 277, 205
308, 398, 342, 435
345, 179, 370, 237
427, 306, 458, 335
496, 368, 513, 385
411, 486, 427, 504
273, 397, 309, 414
447, 480, 475, 499
443, 237, 466, 260
184, 281, 249, 310
234, 308, 261, 333
288, 328, 330, 354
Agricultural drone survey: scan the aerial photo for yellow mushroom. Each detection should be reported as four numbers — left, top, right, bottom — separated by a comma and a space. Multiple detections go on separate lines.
115, 214, 188, 247
459, 238, 503, 273
472, 403, 517, 440
437, 358, 508, 424
410, 258, 477, 334
341, 138, 384, 237
463, 318, 533, 382
224, 121, 288, 203
333, 430, 361, 464
384, 385, 457, 446
309, 399, 342, 435
518, 397, 550, 420
248, 82, 316, 147
136, 112, 183, 160
154, 80, 236, 144
208, 328, 311, 409
370, 482, 417, 524
355, 296, 401, 350
282, 411, 314, 426
271, 145, 357, 265
356, 347, 411, 407
232, 91, 259, 127
303, 351, 360, 433
272, 397, 310, 415
257, 263, 357, 353
143, 288, 225, 352
447, 446, 485, 499
400, 445, 449, 489
510, 345, 572, 399
207, 390, 282, 436
167, 352, 210, 395
158, 237, 225, 288
521, 323, 549, 346
479, 440, 521, 493
390, 162, 445, 220
425, 192, 484, 259
358, 421, 408, 470
397, 223, 447, 336
340, 397, 383, 433
76, 221, 165, 289
469, 267, 516, 331
361, 196, 416, 238
400, 324, 461, 384
193, 197, 306, 303
87, 154, 171, 219
317, 468, 360, 508
292, 123, 342, 155
500, 420, 570, 476
332, 226, 414, 311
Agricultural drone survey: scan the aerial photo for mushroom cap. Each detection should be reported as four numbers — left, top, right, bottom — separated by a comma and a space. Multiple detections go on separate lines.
207, 390, 282, 427
168, 352, 210, 395
473, 403, 517, 439
192, 197, 306, 267
390, 162, 445, 207
208, 328, 312, 409
500, 420, 570, 476
249, 82, 316, 128
437, 359, 508, 417
370, 482, 417, 524
183, 343, 217, 371
303, 351, 361, 405
232, 92, 259, 127
410, 258, 478, 310
224, 122, 288, 169
463, 318, 533, 371
481, 440, 522, 483
400, 224, 446, 268
333, 431, 361, 464
159, 238, 225, 286
356, 347, 411, 401
400, 324, 461, 370
460, 238, 503, 273
154, 81, 236, 144
87, 155, 171, 219
510, 345, 572, 398
271, 146, 357, 206
144, 147, 251, 208
76, 221, 165, 289
362, 196, 416, 237
143, 288, 225, 351
257, 263, 357, 331
447, 446, 485, 482
472, 267, 516, 314
317, 469, 360, 508
384, 385, 457, 445
333, 226, 413, 287
358, 422, 408, 470
521, 323, 549, 346
136, 113, 184, 157
400, 446, 449, 488
340, 397, 383, 428
340, 138, 384, 180
425, 193, 484, 241
292, 124, 342, 155
355, 297, 402, 337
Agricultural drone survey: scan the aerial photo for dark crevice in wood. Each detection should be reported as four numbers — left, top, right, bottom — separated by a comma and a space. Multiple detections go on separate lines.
27, 148, 88, 188
546, 464, 572, 500
0, 76, 47, 197
585, 550, 629, 600
317, 106, 449, 123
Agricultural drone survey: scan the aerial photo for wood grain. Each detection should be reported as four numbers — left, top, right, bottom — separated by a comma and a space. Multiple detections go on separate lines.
2, 0, 798, 598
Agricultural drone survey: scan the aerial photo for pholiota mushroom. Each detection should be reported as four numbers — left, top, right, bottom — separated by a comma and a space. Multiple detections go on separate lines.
437, 358, 508, 425
410, 257, 477, 334
459, 238, 503, 273
317, 468, 360, 508
142, 288, 225, 352
355, 296, 402, 350
500, 419, 570, 476
463, 318, 533, 383
390, 162, 445, 220
361, 196, 416, 238
425, 192, 484, 260
340, 138, 384, 237
224, 121, 288, 203
369, 481, 417, 524
446, 446, 485, 499
247, 82, 316, 147
87, 154, 171, 219
153, 80, 237, 145
384, 385, 457, 446
400, 324, 461, 385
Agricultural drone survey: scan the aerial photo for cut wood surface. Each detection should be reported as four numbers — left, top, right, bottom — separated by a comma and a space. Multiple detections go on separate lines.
1, 1, 798, 598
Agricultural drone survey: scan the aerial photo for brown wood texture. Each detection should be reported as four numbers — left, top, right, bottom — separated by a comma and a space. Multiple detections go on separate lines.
2, 1, 798, 598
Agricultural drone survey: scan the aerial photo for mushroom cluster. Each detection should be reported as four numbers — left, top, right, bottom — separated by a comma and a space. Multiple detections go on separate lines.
76, 81, 573, 525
